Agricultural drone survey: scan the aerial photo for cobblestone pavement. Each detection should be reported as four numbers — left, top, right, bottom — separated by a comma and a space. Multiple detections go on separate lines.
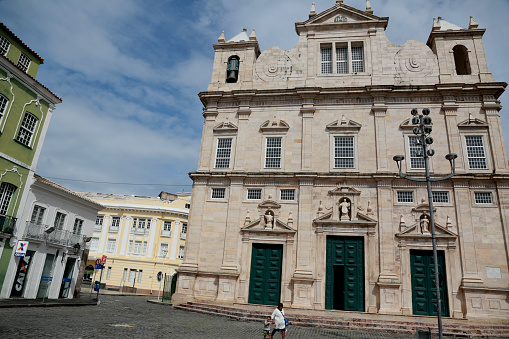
0, 295, 422, 338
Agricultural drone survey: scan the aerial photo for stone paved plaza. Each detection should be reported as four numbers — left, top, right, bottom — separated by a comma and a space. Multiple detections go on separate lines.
0, 295, 423, 338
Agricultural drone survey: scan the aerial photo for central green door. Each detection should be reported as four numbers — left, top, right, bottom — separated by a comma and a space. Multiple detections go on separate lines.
325, 236, 364, 311
248, 243, 283, 306
410, 250, 449, 316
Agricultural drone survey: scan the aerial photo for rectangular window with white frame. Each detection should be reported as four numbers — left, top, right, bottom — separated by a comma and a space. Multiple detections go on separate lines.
280, 189, 295, 201
142, 241, 147, 255
0, 94, 8, 123
17, 53, 31, 73
95, 215, 103, 231
432, 191, 449, 204
90, 237, 99, 251
106, 267, 111, 280
30, 205, 46, 225
320, 42, 364, 75
16, 112, 38, 147
128, 240, 133, 254
133, 241, 142, 255
215, 138, 232, 168
334, 136, 355, 169
106, 239, 116, 253
73, 219, 83, 235
53, 212, 66, 230
178, 245, 185, 259
137, 270, 143, 283
0, 35, 10, 56
159, 243, 169, 257
397, 191, 414, 203
110, 216, 120, 232
474, 192, 493, 204
247, 188, 262, 200
211, 188, 226, 199
181, 223, 187, 239
465, 136, 487, 169
409, 136, 425, 169
162, 220, 172, 236
0, 182, 16, 216
265, 137, 282, 168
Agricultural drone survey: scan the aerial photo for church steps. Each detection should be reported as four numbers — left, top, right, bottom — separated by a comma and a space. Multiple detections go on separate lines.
174, 302, 509, 338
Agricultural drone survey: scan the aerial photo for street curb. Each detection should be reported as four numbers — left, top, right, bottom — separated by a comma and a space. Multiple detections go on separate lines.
147, 299, 173, 306
0, 300, 98, 308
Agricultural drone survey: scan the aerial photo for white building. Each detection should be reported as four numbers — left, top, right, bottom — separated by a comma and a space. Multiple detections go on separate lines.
0, 174, 103, 299
173, 0, 509, 321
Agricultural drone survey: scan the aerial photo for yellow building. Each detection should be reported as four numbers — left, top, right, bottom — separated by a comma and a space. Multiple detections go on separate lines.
80, 191, 190, 294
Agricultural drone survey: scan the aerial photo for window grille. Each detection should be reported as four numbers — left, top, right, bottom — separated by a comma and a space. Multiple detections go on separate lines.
465, 136, 487, 169
265, 137, 282, 168
215, 138, 232, 168
211, 188, 225, 199
409, 136, 425, 169
321, 47, 332, 74
351, 45, 364, 72
0, 94, 8, 121
17, 53, 31, 72
247, 189, 262, 200
334, 136, 354, 168
336, 46, 348, 74
474, 192, 492, 204
280, 189, 295, 201
432, 191, 449, 203
397, 191, 414, 203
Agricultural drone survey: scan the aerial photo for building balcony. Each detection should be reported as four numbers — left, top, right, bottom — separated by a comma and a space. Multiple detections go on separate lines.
0, 215, 16, 235
24, 221, 82, 247
109, 226, 119, 233
180, 233, 186, 240
160, 230, 171, 237
131, 228, 148, 235
94, 225, 102, 232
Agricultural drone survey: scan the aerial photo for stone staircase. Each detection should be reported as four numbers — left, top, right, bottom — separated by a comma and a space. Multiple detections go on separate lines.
174, 302, 509, 338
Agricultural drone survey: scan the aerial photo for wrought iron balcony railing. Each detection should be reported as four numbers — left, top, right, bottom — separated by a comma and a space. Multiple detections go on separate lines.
24, 221, 82, 247
0, 215, 16, 235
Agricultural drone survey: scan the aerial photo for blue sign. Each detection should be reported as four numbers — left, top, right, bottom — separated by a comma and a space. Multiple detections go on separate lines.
95, 264, 104, 269
40, 276, 53, 282
62, 278, 72, 283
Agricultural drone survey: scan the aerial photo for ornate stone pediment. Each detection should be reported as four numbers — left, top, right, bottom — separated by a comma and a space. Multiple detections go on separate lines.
328, 186, 361, 196
213, 120, 238, 134
260, 118, 290, 133
399, 118, 434, 130
241, 217, 295, 232
397, 220, 456, 239
303, 2, 382, 26
458, 115, 489, 129
258, 200, 281, 210
314, 210, 376, 225
326, 117, 361, 132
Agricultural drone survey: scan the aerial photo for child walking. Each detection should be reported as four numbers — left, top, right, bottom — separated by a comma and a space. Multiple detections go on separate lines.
263, 316, 271, 339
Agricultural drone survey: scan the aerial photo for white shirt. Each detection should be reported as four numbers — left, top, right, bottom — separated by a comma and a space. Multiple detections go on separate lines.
271, 308, 285, 329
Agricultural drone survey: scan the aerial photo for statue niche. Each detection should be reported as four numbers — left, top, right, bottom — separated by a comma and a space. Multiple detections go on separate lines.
264, 210, 275, 229
339, 198, 352, 221
419, 214, 431, 234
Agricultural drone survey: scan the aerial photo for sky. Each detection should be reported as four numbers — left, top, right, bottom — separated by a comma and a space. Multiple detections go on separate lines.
1, 0, 508, 197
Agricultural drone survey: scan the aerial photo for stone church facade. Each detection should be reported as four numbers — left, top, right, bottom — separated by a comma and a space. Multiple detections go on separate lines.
173, 0, 509, 320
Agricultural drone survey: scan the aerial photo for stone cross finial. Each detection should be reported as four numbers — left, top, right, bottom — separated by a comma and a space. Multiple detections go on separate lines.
249, 29, 257, 41
468, 16, 479, 29
433, 18, 441, 31
309, 2, 316, 18
218, 31, 225, 43
336, 0, 343, 5
366, 0, 373, 14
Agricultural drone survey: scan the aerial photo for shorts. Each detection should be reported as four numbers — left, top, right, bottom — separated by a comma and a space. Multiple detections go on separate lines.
264, 330, 271, 335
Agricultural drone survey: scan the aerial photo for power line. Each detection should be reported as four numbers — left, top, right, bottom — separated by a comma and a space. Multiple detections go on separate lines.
43, 176, 193, 187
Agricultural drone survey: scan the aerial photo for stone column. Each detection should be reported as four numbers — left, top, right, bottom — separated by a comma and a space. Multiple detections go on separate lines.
294, 178, 315, 277
453, 181, 483, 286
298, 90, 318, 171
483, 99, 509, 173
221, 175, 244, 270
376, 179, 398, 282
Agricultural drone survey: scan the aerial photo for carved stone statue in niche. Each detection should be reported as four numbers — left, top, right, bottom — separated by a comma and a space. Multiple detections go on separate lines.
264, 210, 275, 229
339, 198, 351, 221
420, 214, 431, 234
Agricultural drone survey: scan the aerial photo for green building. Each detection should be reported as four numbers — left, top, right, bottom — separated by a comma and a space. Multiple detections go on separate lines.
0, 23, 61, 292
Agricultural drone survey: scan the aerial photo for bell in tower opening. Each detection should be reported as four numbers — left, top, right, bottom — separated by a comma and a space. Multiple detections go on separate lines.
226, 56, 239, 83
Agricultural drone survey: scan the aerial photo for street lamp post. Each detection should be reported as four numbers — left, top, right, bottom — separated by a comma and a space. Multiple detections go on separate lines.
157, 250, 168, 301
393, 108, 457, 339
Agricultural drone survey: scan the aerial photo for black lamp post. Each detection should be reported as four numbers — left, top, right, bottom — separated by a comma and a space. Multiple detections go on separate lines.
393, 108, 457, 339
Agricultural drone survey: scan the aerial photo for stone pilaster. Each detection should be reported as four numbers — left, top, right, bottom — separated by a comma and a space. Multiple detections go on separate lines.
233, 100, 251, 171
221, 175, 245, 270
371, 96, 388, 171
483, 100, 509, 173
442, 101, 465, 172
453, 181, 483, 286
376, 179, 398, 282
198, 102, 218, 171
299, 91, 318, 171
294, 178, 315, 277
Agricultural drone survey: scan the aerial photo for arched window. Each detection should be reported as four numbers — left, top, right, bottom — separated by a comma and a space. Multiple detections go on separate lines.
226, 56, 239, 83
453, 45, 471, 75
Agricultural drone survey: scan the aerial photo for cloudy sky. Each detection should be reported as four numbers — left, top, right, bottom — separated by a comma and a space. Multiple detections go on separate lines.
1, 0, 508, 196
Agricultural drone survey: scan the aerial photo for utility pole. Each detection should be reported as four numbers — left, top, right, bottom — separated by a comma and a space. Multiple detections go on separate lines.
393, 108, 458, 339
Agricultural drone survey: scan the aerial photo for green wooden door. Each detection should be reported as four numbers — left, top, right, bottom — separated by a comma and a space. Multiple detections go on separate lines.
410, 250, 448, 316
325, 236, 364, 311
248, 243, 283, 306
